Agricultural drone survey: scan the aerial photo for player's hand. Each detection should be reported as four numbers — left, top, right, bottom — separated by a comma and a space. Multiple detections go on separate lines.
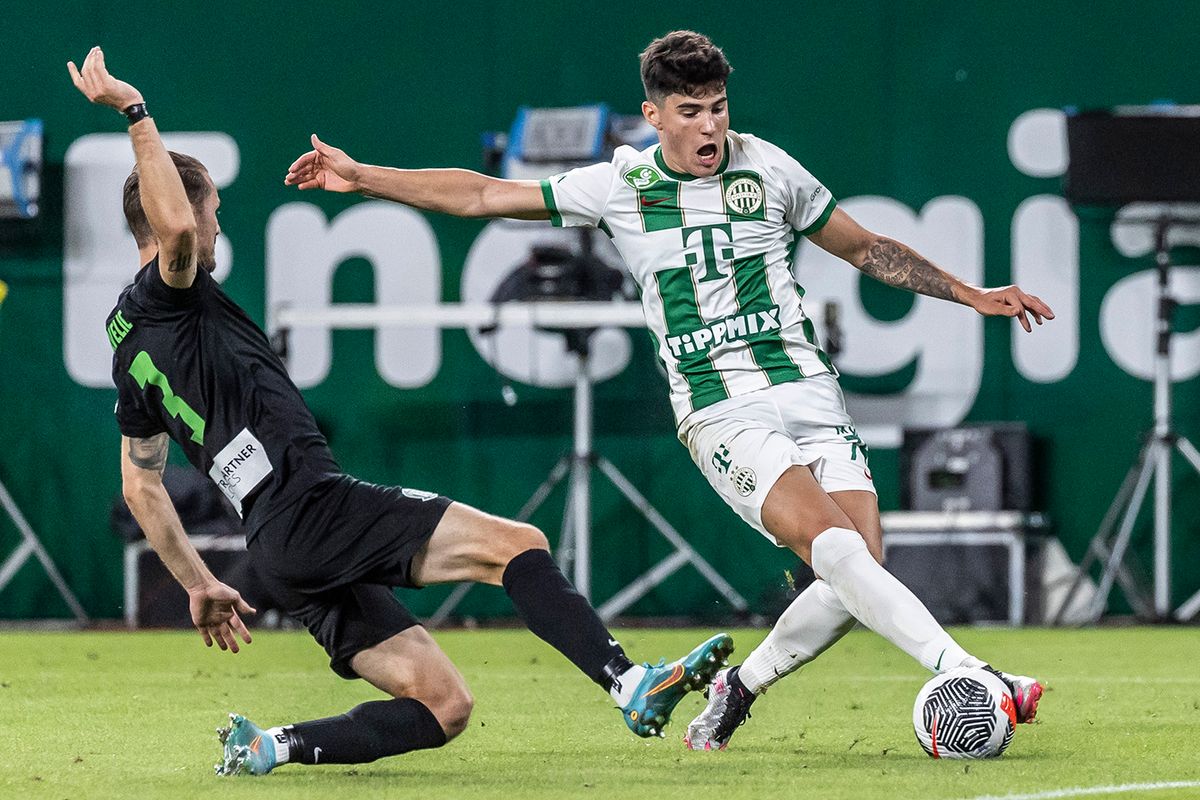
188, 580, 256, 654
284, 134, 362, 193
67, 46, 144, 112
967, 285, 1055, 333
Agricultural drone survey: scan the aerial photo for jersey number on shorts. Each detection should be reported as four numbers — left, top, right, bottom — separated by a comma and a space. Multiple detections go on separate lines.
129, 350, 207, 445
836, 424, 869, 464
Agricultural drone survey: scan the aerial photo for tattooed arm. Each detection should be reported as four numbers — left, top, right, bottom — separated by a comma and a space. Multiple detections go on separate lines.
120, 435, 254, 652
68, 47, 198, 288
858, 237, 962, 303
808, 207, 1055, 332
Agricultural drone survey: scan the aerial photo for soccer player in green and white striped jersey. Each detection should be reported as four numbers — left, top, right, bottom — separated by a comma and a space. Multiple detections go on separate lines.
286, 30, 1054, 750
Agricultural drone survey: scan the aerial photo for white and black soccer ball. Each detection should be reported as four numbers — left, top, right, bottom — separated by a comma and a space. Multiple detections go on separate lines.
913, 666, 1016, 759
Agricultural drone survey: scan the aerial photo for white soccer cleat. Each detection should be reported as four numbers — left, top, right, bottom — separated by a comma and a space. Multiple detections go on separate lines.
684, 668, 756, 751
987, 667, 1044, 723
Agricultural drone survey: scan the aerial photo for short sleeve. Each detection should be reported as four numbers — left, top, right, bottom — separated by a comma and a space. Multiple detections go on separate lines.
540, 160, 617, 228
113, 351, 165, 439
754, 138, 837, 235
115, 388, 166, 439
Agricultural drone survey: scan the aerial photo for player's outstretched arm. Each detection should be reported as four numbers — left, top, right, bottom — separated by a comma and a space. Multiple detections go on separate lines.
120, 435, 255, 652
808, 207, 1055, 332
68, 47, 199, 288
284, 134, 550, 220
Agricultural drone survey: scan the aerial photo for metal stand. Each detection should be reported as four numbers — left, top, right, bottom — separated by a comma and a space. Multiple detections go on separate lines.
428, 343, 748, 626
1054, 217, 1200, 623
0, 477, 89, 623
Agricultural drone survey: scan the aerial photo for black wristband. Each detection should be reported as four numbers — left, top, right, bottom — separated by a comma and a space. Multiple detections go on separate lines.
123, 103, 150, 125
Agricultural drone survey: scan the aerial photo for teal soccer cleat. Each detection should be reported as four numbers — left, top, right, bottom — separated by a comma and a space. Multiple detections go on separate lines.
215, 713, 277, 776
621, 633, 734, 738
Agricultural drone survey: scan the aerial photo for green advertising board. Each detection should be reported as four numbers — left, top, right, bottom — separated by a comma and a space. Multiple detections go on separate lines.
0, 1, 1196, 620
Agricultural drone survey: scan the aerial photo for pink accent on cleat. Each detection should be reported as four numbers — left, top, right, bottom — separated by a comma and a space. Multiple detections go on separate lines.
1012, 679, 1044, 723
987, 666, 1045, 724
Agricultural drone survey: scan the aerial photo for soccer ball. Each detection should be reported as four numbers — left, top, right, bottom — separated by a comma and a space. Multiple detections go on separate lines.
913, 666, 1016, 759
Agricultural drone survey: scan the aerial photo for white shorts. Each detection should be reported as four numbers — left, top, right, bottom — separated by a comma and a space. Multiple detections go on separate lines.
680, 374, 876, 545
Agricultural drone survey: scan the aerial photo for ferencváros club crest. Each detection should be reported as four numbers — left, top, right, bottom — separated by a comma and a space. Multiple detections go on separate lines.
732, 467, 757, 497
724, 177, 763, 215
623, 165, 663, 190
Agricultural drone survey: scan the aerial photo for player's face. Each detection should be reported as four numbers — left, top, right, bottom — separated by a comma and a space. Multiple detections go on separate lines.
194, 177, 220, 274
643, 88, 729, 177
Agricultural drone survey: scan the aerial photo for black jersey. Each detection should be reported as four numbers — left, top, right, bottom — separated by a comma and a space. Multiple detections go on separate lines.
107, 259, 340, 536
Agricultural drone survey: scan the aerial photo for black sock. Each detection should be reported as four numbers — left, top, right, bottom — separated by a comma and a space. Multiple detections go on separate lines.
502, 548, 627, 686
285, 698, 447, 765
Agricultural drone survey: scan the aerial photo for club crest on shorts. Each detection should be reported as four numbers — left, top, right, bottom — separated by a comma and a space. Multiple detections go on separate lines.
732, 466, 757, 497
724, 177, 763, 216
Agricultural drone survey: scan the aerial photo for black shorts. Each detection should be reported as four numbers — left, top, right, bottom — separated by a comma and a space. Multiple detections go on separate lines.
248, 475, 452, 679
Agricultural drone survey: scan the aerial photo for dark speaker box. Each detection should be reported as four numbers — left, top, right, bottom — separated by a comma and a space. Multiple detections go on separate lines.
901, 423, 1034, 511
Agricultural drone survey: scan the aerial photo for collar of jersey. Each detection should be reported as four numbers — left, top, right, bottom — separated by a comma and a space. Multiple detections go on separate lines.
653, 138, 731, 182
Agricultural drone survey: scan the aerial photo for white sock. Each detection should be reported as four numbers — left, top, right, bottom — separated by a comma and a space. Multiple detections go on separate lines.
738, 579, 856, 693
264, 727, 291, 764
810, 527, 982, 674
609, 663, 647, 706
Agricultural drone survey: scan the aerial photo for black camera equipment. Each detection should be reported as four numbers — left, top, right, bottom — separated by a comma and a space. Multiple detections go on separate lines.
1056, 106, 1200, 623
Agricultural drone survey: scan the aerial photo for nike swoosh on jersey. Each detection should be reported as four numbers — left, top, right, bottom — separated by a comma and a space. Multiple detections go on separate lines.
640, 196, 671, 207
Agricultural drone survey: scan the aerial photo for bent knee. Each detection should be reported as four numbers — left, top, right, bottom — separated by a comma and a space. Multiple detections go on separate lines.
772, 518, 853, 557
432, 686, 474, 740
510, 521, 549, 553
490, 520, 548, 562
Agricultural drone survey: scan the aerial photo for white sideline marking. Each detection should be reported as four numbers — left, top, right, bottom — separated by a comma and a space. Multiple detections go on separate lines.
963, 781, 1200, 800
811, 675, 1200, 685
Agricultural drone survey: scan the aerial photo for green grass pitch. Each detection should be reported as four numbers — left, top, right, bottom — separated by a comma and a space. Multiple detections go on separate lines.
3, 626, 1199, 799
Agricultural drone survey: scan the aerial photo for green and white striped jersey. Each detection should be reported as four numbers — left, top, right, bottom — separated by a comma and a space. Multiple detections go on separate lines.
541, 130, 838, 427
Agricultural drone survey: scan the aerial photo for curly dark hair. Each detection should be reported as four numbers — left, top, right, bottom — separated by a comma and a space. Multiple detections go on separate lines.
639, 30, 732, 102
122, 151, 211, 246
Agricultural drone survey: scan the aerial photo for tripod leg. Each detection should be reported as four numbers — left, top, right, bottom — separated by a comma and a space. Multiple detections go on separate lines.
597, 551, 692, 621
1153, 436, 1172, 617
1066, 537, 1154, 621
1176, 437, 1200, 474
0, 479, 89, 623
426, 582, 476, 629
516, 457, 571, 522
426, 456, 572, 628
596, 457, 748, 612
1173, 439, 1200, 620
1052, 452, 1144, 624
0, 540, 35, 594
556, 480, 576, 575
1112, 556, 1156, 619
1088, 448, 1157, 622
568, 454, 591, 602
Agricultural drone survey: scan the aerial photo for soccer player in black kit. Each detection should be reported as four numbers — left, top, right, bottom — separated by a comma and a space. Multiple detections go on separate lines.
69, 47, 733, 776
